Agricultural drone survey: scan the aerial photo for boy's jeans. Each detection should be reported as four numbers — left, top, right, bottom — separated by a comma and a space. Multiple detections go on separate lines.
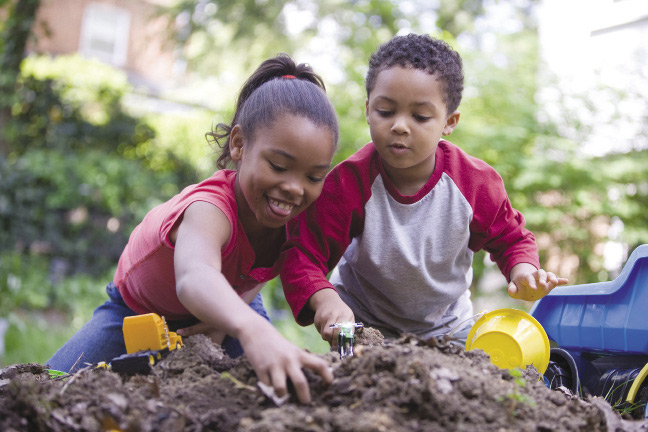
46, 282, 270, 373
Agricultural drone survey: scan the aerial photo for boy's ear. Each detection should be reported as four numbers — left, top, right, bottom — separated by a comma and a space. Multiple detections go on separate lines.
365, 99, 370, 124
442, 110, 460, 136
229, 125, 244, 161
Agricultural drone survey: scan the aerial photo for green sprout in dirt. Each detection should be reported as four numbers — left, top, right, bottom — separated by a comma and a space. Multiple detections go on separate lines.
497, 368, 537, 417
604, 380, 648, 419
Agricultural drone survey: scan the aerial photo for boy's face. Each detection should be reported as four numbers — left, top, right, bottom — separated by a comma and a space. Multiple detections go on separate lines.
366, 66, 459, 188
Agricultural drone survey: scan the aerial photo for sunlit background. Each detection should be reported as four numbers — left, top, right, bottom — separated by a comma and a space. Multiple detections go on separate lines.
1, 0, 646, 366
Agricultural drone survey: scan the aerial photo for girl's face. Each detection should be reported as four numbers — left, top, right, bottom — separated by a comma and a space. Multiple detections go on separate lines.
230, 114, 335, 230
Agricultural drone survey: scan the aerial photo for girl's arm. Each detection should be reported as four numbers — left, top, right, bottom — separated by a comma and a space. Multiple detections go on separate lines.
173, 201, 332, 404
177, 283, 264, 344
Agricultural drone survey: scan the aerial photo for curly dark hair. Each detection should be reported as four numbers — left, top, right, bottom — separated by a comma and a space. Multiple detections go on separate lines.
207, 53, 339, 169
365, 34, 464, 115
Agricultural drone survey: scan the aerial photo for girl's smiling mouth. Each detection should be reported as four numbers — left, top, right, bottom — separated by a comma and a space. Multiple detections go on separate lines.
267, 196, 295, 217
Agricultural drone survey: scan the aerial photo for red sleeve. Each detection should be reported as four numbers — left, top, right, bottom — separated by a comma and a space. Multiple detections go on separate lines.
443, 142, 539, 280
280, 144, 377, 325
471, 191, 539, 280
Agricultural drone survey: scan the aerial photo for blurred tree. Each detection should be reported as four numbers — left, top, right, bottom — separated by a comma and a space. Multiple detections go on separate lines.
156, 0, 648, 291
0, 0, 40, 156
159, 0, 297, 76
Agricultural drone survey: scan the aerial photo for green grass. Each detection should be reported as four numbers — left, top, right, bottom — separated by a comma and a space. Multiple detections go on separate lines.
1, 310, 89, 367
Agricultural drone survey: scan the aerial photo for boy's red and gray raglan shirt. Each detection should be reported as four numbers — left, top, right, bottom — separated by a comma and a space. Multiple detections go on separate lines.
281, 140, 540, 340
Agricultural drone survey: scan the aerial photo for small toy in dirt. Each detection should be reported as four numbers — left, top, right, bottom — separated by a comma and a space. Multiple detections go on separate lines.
102, 313, 183, 374
531, 244, 648, 419
330, 322, 363, 360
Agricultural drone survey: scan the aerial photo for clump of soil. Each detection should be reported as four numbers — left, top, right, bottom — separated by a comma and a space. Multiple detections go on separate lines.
1, 329, 647, 431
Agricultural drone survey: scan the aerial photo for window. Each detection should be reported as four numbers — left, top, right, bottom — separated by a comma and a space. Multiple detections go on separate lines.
79, 2, 131, 67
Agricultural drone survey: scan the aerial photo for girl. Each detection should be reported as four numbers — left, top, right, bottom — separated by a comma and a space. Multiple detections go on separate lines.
47, 54, 339, 404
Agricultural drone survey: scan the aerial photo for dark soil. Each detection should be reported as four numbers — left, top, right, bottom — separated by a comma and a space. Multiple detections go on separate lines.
1, 328, 647, 432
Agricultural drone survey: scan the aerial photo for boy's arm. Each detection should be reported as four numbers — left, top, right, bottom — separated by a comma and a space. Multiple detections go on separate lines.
467, 173, 568, 300
308, 288, 355, 343
280, 160, 369, 327
465, 165, 540, 279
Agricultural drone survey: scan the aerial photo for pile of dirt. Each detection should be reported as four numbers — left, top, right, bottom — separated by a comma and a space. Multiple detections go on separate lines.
1, 329, 647, 431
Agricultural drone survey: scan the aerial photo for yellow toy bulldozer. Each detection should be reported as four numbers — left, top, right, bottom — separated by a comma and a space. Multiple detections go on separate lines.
107, 313, 183, 374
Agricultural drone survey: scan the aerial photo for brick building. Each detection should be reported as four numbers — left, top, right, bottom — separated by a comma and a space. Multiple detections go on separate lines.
30, 0, 182, 92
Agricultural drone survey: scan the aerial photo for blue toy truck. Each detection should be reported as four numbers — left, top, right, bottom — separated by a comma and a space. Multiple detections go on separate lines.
530, 244, 648, 419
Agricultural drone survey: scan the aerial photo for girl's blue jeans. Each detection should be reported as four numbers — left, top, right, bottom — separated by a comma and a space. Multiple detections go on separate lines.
46, 282, 270, 373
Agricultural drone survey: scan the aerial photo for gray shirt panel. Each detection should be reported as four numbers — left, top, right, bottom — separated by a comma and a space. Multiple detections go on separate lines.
330, 173, 475, 339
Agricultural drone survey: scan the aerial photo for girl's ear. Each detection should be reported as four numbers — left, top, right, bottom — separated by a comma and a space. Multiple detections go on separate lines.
442, 110, 460, 136
229, 125, 244, 161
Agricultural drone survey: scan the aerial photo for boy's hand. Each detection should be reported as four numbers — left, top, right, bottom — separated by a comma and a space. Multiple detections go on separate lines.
507, 263, 569, 301
308, 288, 355, 344
238, 316, 333, 405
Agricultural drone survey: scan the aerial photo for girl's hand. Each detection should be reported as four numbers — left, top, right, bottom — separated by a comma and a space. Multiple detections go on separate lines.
177, 322, 227, 344
238, 316, 333, 405
308, 288, 355, 344
507, 263, 569, 301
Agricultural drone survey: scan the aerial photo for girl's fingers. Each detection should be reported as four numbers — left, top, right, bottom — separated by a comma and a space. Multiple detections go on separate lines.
256, 368, 271, 388
285, 365, 310, 404
177, 322, 210, 336
301, 352, 333, 385
269, 367, 288, 400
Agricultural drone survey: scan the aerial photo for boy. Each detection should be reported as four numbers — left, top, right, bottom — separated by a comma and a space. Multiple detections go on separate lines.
280, 34, 568, 344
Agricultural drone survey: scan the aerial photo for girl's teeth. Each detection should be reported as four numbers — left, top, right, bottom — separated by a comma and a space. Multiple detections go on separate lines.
270, 198, 293, 211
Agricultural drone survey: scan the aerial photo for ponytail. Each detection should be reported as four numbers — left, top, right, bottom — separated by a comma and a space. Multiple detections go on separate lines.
207, 54, 338, 169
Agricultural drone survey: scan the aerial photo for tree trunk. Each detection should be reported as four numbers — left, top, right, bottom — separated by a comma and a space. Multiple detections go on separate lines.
0, 0, 41, 156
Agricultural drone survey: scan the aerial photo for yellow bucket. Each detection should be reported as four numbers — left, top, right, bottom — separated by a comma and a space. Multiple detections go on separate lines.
465, 308, 550, 374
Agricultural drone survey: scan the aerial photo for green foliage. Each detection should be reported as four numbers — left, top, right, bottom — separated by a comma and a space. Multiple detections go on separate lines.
261, 278, 330, 354
8, 55, 153, 156
2, 313, 80, 366
158, 0, 296, 77
0, 55, 201, 275
0, 252, 51, 315
0, 149, 180, 274
0, 251, 111, 315
0, 258, 110, 366
143, 109, 218, 179
0, 252, 110, 368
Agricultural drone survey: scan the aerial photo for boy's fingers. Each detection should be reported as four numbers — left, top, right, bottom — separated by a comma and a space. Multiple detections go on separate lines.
320, 319, 336, 343
507, 281, 518, 297
537, 269, 548, 287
